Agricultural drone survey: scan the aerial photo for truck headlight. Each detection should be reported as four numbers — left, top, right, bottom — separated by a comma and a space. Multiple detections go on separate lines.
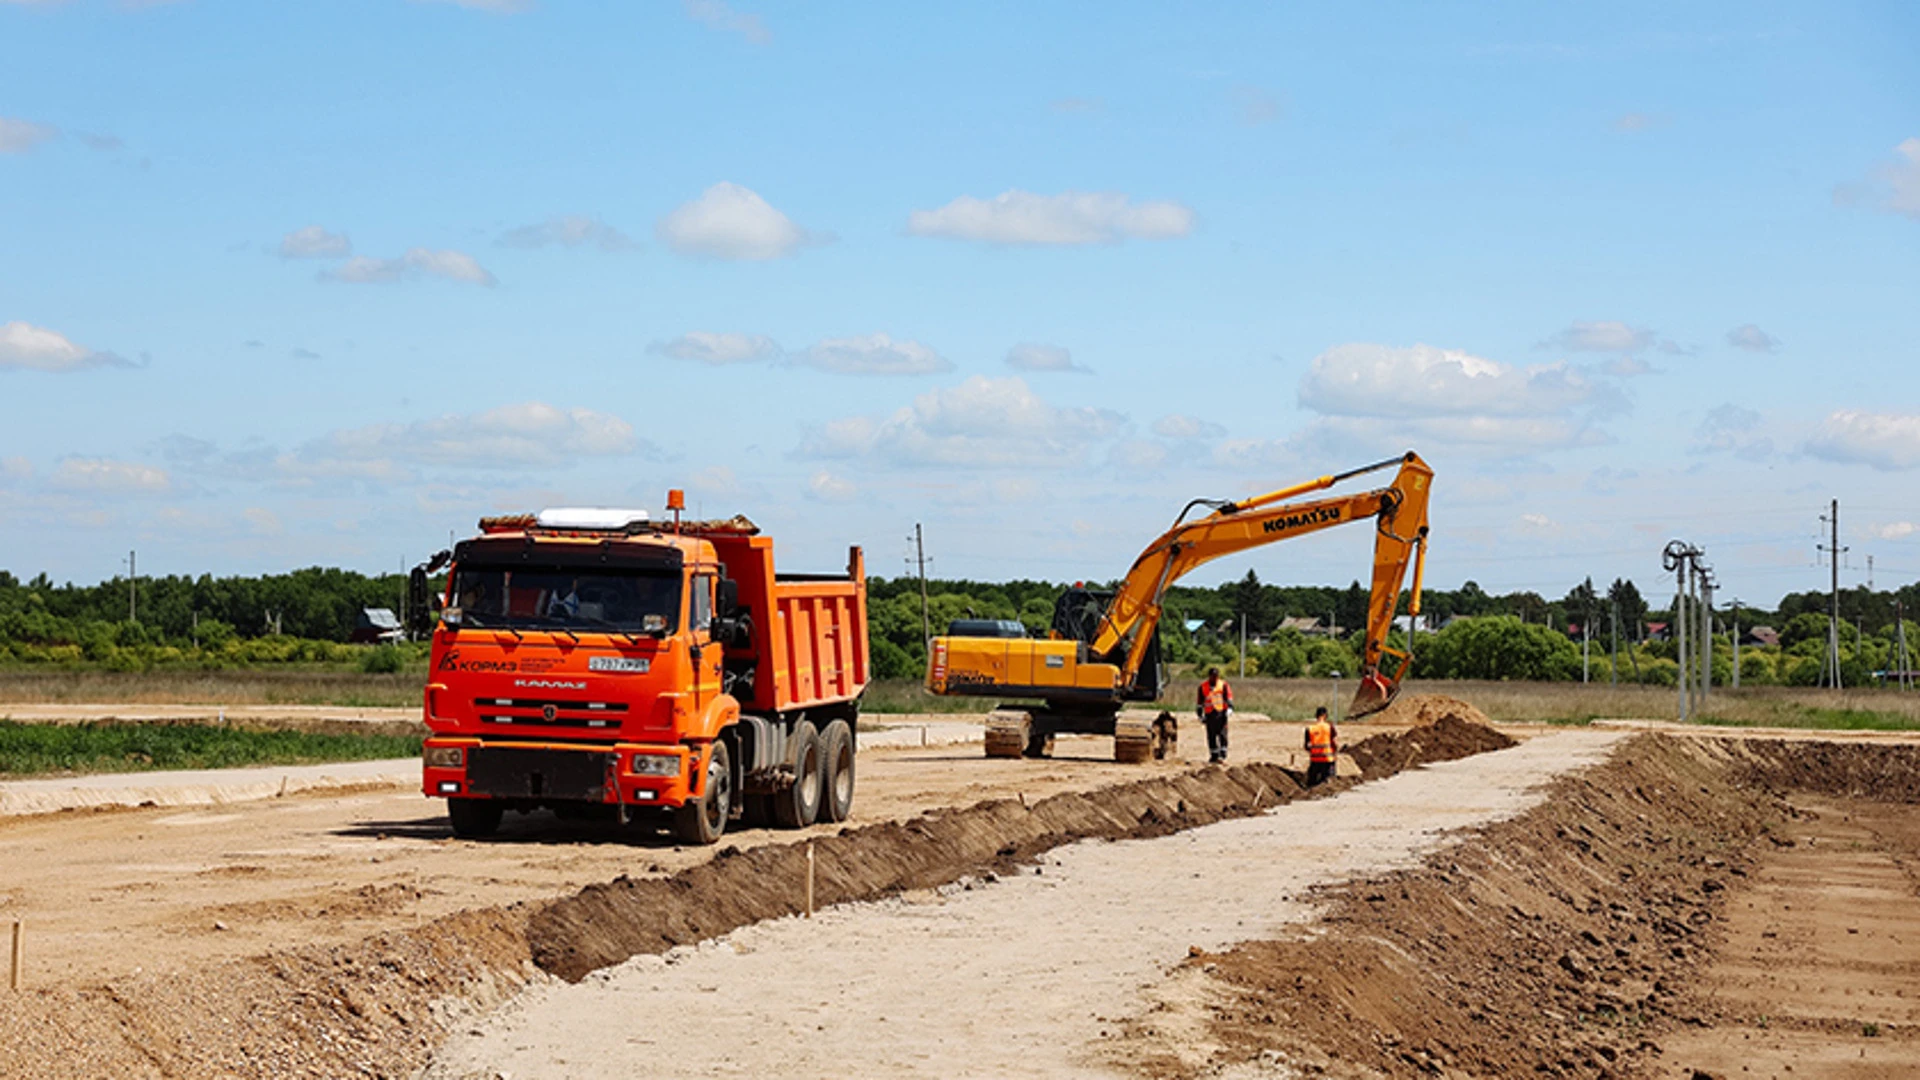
424, 746, 465, 768
628, 753, 680, 777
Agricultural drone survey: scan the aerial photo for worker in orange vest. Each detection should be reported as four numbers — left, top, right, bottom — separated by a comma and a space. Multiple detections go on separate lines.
1196, 667, 1233, 763
1304, 705, 1338, 787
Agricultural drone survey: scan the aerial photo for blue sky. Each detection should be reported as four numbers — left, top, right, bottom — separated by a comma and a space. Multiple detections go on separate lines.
2, 0, 1917, 607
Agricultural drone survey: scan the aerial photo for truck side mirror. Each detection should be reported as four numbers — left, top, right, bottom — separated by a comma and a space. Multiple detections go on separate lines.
717, 578, 739, 616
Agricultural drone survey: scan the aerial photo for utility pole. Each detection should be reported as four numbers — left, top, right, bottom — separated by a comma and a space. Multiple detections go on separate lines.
1819, 500, 1846, 690
913, 523, 931, 646
126, 550, 137, 624
1700, 571, 1713, 707
1731, 598, 1741, 690
1238, 614, 1247, 678
1582, 618, 1590, 684
1663, 540, 1703, 721
1609, 601, 1619, 687
1898, 599, 1914, 691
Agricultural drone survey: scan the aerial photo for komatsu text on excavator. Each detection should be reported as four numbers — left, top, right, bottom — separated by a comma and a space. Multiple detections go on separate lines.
925, 451, 1433, 762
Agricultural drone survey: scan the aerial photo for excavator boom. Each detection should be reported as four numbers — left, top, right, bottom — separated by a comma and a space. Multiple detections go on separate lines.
926, 451, 1433, 759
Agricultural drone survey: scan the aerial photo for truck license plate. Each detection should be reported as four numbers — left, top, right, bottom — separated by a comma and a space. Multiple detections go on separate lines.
589, 656, 651, 673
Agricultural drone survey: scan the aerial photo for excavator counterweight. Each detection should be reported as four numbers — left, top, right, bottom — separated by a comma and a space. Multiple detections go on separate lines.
926, 452, 1433, 760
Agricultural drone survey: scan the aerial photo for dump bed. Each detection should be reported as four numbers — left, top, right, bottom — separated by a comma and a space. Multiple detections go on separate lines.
707, 533, 869, 714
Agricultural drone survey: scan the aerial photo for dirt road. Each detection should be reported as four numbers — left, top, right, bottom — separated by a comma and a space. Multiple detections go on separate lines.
0, 715, 1383, 990
420, 729, 1621, 1080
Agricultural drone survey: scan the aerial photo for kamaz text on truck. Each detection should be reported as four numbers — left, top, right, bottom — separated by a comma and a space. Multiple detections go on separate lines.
409, 495, 869, 844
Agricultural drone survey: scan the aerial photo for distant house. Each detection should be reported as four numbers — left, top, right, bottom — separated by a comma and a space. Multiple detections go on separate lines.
1278, 616, 1328, 636
1741, 625, 1780, 648
1645, 621, 1670, 642
352, 607, 404, 643
1392, 614, 1439, 634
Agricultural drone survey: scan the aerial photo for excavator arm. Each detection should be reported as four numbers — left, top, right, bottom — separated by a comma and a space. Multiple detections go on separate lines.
1091, 451, 1433, 718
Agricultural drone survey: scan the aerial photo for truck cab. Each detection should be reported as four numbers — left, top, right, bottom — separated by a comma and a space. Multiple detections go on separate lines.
419, 501, 868, 844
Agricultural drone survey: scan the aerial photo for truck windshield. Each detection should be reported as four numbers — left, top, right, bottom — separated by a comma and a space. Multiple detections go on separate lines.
448, 566, 680, 633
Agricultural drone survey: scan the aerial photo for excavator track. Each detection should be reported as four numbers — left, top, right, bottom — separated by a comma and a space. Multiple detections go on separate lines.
1112, 715, 1153, 764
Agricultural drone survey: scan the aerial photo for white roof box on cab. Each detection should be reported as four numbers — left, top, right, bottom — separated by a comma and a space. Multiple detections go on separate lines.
535, 507, 651, 530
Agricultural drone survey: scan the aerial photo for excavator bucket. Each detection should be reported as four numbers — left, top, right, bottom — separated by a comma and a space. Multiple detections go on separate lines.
1348, 672, 1400, 719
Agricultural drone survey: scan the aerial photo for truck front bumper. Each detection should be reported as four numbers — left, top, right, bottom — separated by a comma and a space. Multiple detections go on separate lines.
423, 738, 697, 808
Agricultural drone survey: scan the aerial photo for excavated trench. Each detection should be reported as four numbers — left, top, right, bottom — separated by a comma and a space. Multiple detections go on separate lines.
1124, 735, 1920, 1080
0, 708, 1510, 1080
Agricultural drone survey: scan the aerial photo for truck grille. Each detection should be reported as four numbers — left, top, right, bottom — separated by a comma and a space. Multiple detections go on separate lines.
473, 697, 629, 731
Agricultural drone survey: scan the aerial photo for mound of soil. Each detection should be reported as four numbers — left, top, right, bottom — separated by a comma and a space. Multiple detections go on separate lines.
0, 720, 1521, 1080
1366, 692, 1494, 729
1345, 710, 1516, 780
1732, 738, 1920, 803
1135, 734, 1781, 1079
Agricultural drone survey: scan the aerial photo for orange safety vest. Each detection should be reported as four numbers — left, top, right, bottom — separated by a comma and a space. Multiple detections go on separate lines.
1203, 679, 1230, 713
1306, 719, 1336, 764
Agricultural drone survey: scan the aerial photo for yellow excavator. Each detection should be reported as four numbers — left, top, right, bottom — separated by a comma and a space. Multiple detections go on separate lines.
925, 451, 1433, 762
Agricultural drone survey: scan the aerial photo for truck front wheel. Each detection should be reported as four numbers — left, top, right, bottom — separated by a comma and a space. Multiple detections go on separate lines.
819, 719, 854, 823
447, 797, 503, 839
674, 740, 732, 845
772, 720, 822, 828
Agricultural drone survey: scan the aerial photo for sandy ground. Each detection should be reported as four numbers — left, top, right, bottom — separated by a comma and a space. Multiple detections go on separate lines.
421, 729, 1622, 1080
1656, 796, 1920, 1078
0, 715, 1381, 991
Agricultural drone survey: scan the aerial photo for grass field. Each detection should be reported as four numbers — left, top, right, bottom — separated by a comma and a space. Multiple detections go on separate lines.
5, 670, 1918, 733
0, 720, 423, 778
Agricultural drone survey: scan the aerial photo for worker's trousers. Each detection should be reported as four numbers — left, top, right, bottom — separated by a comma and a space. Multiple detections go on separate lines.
1202, 710, 1229, 763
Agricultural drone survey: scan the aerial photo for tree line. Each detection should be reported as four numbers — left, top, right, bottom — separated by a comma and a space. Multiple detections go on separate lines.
3, 564, 1916, 686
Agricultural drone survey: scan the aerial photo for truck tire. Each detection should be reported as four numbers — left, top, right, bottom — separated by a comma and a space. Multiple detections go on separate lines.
819, 719, 854, 823
772, 720, 822, 829
674, 740, 732, 845
447, 797, 502, 839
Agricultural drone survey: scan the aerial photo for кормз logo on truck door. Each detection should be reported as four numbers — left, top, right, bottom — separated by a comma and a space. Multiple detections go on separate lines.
588, 656, 651, 673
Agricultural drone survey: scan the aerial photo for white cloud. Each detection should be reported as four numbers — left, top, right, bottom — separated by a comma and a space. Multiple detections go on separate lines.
806, 471, 856, 502
1152, 414, 1225, 440
1108, 439, 1168, 470
48, 458, 171, 495
1300, 342, 1619, 420
1834, 137, 1920, 221
1539, 320, 1656, 353
0, 457, 30, 483
1004, 342, 1089, 374
278, 225, 351, 259
656, 182, 813, 260
299, 401, 645, 471
798, 376, 1125, 468
1874, 521, 1916, 541
683, 0, 769, 44
1292, 342, 1624, 456
907, 190, 1195, 246
1519, 513, 1555, 530
1805, 410, 1920, 471
1050, 97, 1103, 114
0, 117, 58, 153
323, 248, 496, 286
241, 507, 284, 537
1612, 112, 1662, 133
1693, 403, 1773, 460
0, 321, 129, 372
805, 333, 952, 376
650, 332, 781, 366
1725, 324, 1780, 353
1232, 86, 1283, 126
499, 214, 638, 252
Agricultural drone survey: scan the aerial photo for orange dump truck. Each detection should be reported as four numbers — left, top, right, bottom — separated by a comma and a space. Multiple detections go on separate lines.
415, 499, 869, 844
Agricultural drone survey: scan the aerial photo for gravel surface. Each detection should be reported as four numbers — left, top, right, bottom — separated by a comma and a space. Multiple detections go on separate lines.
423, 729, 1622, 1080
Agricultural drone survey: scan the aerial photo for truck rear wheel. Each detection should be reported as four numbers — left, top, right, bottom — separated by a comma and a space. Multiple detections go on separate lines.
674, 741, 732, 845
772, 720, 822, 828
819, 719, 854, 823
447, 797, 502, 839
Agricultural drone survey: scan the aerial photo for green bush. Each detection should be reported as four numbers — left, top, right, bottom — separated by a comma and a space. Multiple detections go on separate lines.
359, 645, 405, 674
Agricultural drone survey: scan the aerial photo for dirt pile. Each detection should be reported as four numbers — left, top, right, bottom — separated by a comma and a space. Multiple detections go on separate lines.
0, 718, 1517, 1080
1133, 735, 1779, 1079
1366, 692, 1493, 729
1731, 737, 1920, 803
1345, 711, 1516, 780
